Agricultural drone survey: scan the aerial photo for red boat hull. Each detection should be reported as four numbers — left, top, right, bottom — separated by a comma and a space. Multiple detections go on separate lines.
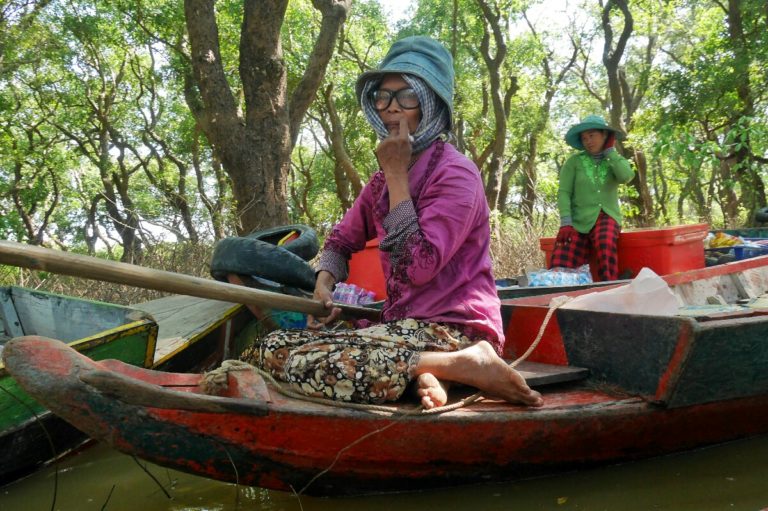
5, 336, 768, 496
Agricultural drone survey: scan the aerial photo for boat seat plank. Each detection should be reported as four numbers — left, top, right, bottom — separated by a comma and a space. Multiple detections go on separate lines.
693, 309, 768, 321
132, 295, 241, 362
512, 361, 589, 387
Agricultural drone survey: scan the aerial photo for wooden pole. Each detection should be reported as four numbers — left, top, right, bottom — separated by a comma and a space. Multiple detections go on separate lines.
0, 241, 380, 321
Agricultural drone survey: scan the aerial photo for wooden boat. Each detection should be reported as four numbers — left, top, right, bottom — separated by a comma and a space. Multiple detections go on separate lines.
0, 286, 252, 485
135, 294, 253, 372
0, 286, 156, 485
5, 255, 768, 496
499, 254, 768, 391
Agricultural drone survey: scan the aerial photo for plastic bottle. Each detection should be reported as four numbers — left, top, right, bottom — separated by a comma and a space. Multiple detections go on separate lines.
334, 283, 357, 304
359, 290, 376, 305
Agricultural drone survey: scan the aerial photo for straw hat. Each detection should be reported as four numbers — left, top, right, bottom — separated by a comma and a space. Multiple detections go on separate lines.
564, 115, 626, 150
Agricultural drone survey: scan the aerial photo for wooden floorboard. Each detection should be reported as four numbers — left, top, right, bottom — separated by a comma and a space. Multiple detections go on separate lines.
513, 360, 589, 387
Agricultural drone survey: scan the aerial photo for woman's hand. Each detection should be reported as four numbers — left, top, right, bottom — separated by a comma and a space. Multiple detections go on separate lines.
306, 270, 341, 329
556, 225, 577, 245
376, 117, 412, 208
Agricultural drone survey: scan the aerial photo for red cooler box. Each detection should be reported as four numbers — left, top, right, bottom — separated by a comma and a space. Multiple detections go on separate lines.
540, 223, 708, 280
347, 239, 387, 300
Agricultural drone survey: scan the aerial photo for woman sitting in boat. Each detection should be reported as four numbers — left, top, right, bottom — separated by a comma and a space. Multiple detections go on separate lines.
549, 115, 634, 281
241, 36, 543, 410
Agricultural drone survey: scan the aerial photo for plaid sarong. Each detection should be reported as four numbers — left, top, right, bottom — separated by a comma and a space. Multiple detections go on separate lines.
549, 211, 621, 281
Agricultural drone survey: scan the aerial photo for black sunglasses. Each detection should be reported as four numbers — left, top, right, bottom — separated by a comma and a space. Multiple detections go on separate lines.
371, 88, 420, 111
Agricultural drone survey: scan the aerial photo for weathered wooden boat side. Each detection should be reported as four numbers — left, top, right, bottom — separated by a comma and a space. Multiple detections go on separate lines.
0, 286, 157, 429
0, 288, 256, 486
501, 255, 768, 408
0, 320, 156, 429
0, 286, 157, 485
556, 309, 689, 398
496, 279, 626, 300
134, 295, 254, 372
0, 285, 158, 365
660, 313, 768, 407
5, 335, 768, 496
0, 324, 156, 485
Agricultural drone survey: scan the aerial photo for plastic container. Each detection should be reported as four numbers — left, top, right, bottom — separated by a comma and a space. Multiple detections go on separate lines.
706, 241, 768, 261
618, 224, 707, 276
724, 228, 768, 239
270, 310, 307, 329
347, 239, 387, 300
541, 223, 708, 280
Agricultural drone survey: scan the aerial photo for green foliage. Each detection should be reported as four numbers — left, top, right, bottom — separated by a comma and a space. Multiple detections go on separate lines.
285, 0, 392, 222
2, 0, 768, 266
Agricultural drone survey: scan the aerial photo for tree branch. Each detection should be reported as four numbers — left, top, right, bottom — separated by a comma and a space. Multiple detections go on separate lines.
288, 0, 352, 145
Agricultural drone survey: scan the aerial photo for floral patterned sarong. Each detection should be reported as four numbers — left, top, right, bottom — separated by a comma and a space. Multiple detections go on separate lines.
240, 319, 473, 404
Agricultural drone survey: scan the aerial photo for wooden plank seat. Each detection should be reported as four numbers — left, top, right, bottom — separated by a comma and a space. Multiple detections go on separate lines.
511, 360, 589, 387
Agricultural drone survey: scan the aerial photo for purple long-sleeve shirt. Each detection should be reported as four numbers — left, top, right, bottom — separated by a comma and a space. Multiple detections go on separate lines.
317, 140, 504, 354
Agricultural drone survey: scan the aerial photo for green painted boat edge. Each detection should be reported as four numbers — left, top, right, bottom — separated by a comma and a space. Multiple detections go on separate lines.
0, 320, 157, 433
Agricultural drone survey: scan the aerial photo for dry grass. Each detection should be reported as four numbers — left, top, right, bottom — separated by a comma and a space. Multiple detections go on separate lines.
490, 221, 551, 279
0, 243, 216, 306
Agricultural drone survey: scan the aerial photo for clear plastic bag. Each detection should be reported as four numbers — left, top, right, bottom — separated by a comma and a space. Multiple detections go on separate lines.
527, 264, 593, 287
561, 267, 679, 316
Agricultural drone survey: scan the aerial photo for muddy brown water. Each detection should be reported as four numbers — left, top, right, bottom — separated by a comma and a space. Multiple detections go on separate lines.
2, 434, 768, 511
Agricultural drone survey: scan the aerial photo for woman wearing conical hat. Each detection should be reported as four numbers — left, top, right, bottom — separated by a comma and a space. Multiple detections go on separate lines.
550, 115, 634, 281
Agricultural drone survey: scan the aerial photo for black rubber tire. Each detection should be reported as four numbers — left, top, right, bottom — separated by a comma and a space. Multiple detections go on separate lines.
245, 224, 319, 262
210, 237, 316, 291
756, 207, 768, 224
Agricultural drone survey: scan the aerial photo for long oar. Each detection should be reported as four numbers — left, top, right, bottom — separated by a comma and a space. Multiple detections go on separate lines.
0, 240, 381, 322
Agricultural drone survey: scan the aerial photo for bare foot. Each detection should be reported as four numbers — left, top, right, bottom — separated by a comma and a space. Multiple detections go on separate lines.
459, 341, 544, 406
415, 341, 544, 407
416, 373, 448, 409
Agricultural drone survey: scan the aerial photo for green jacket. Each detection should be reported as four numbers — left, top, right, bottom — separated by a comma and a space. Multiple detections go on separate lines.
557, 149, 634, 233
